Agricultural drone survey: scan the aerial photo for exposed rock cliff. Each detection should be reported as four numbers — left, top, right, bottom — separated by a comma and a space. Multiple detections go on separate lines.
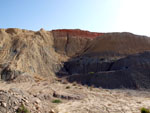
1, 28, 150, 89
80, 32, 150, 57
1, 28, 150, 113
0, 28, 63, 81
52, 29, 103, 57
65, 52, 150, 89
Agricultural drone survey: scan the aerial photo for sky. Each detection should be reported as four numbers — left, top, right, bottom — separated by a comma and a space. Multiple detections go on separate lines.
0, 0, 150, 36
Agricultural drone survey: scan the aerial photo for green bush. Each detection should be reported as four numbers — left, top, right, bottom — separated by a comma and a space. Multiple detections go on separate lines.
52, 99, 62, 103
16, 104, 30, 113
141, 107, 150, 113
88, 72, 94, 74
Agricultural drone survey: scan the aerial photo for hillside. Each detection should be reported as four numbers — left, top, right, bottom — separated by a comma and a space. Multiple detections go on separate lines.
83, 33, 150, 57
1, 28, 150, 87
0, 28, 150, 112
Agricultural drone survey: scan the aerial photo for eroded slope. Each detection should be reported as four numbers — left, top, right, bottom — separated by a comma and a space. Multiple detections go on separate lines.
1, 28, 150, 87
0, 28, 64, 81
0, 28, 150, 113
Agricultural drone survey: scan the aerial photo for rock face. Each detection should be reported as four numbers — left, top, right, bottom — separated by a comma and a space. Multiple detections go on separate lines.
52, 29, 103, 57
52, 30, 150, 89
1, 28, 150, 89
0, 28, 63, 81
0, 28, 104, 81
64, 52, 150, 89
2, 28, 150, 113
81, 33, 150, 57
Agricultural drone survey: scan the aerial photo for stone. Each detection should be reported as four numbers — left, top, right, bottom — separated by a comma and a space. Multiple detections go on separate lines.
1, 102, 7, 107
53, 91, 82, 100
35, 98, 41, 104
49, 109, 56, 113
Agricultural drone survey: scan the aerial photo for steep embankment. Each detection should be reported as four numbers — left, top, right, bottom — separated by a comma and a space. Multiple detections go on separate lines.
0, 28, 63, 81
65, 52, 150, 89
1, 28, 150, 89
83, 33, 150, 57
0, 28, 102, 81
52, 31, 150, 58
52, 31, 150, 89
2, 28, 150, 113
52, 29, 103, 57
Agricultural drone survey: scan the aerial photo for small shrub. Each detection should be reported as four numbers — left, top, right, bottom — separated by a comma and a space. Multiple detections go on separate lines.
141, 107, 150, 113
89, 85, 95, 91
72, 82, 77, 86
52, 99, 62, 103
66, 86, 70, 89
16, 104, 30, 113
88, 72, 94, 74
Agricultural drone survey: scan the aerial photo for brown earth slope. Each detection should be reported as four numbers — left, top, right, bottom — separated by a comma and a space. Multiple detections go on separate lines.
83, 33, 150, 57
1, 28, 150, 113
0, 28, 150, 86
52, 29, 103, 57
0, 28, 63, 81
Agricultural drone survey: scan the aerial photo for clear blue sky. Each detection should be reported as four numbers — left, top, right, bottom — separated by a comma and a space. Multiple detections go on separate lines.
0, 0, 150, 36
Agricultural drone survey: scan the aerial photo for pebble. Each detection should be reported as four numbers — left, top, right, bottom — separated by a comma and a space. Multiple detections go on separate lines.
1, 102, 7, 107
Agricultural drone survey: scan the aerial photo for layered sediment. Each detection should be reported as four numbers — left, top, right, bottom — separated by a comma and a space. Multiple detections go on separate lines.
0, 28, 150, 89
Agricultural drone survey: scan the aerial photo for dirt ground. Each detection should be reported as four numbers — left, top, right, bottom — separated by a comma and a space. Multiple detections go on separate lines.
0, 79, 150, 113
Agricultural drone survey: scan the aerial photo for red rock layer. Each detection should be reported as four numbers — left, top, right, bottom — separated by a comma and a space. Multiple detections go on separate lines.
52, 29, 103, 39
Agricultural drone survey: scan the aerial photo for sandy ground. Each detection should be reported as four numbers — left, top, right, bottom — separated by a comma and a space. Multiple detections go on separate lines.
0, 79, 150, 113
